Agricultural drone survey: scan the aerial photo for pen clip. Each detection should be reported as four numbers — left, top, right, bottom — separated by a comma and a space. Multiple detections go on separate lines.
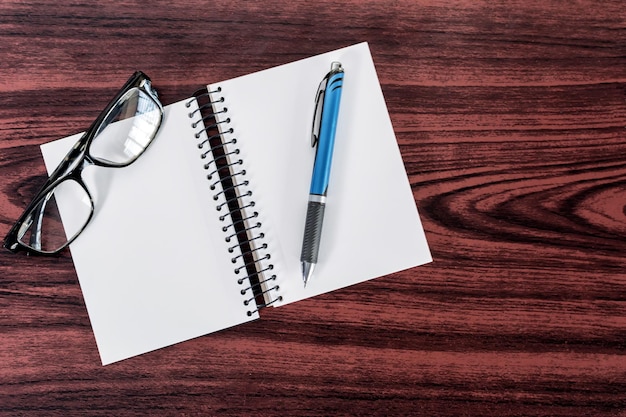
311, 73, 330, 148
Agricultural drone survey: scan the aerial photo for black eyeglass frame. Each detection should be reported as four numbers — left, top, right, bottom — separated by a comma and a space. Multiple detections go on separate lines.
4, 71, 163, 255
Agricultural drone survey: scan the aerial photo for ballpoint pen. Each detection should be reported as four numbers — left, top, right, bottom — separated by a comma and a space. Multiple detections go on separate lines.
300, 61, 344, 287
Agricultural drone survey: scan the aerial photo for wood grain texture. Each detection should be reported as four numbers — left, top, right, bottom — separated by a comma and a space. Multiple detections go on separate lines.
1, 1, 625, 416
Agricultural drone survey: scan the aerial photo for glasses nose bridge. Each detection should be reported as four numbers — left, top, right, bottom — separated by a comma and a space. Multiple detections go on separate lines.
57, 145, 90, 180
47, 147, 97, 208
67, 154, 103, 205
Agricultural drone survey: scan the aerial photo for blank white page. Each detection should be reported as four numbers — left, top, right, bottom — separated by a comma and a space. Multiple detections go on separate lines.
40, 99, 258, 365
208, 42, 432, 305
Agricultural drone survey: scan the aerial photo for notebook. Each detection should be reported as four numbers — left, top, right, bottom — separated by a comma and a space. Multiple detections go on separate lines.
40, 42, 432, 365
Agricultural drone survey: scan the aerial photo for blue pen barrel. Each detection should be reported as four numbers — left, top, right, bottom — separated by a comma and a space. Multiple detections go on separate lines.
309, 71, 344, 196
301, 63, 344, 285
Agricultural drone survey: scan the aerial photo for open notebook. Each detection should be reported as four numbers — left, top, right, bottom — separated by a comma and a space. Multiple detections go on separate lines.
40, 42, 432, 365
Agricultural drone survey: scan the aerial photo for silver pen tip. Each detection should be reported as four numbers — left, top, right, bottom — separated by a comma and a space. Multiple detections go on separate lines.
301, 261, 315, 287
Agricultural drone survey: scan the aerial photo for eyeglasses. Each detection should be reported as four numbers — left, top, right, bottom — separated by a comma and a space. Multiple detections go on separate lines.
4, 71, 163, 255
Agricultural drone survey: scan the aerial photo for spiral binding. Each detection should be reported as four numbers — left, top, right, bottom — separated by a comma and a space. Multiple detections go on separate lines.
186, 88, 282, 315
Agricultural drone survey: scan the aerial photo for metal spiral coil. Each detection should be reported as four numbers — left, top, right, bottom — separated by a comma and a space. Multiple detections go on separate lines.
188, 88, 282, 315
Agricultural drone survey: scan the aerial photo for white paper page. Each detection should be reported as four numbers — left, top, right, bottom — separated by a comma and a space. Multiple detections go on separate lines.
208, 42, 432, 305
40, 99, 258, 365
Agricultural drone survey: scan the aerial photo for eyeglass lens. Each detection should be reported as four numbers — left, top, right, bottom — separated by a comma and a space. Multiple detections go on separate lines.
18, 179, 92, 253
90, 87, 162, 165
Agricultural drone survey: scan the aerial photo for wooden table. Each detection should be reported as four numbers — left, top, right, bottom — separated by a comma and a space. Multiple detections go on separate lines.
1, 1, 625, 415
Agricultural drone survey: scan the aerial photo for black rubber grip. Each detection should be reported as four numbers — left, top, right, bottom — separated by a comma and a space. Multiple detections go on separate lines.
300, 201, 325, 263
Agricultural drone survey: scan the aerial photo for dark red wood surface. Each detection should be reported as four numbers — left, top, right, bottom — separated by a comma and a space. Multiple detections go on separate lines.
1, 1, 626, 415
